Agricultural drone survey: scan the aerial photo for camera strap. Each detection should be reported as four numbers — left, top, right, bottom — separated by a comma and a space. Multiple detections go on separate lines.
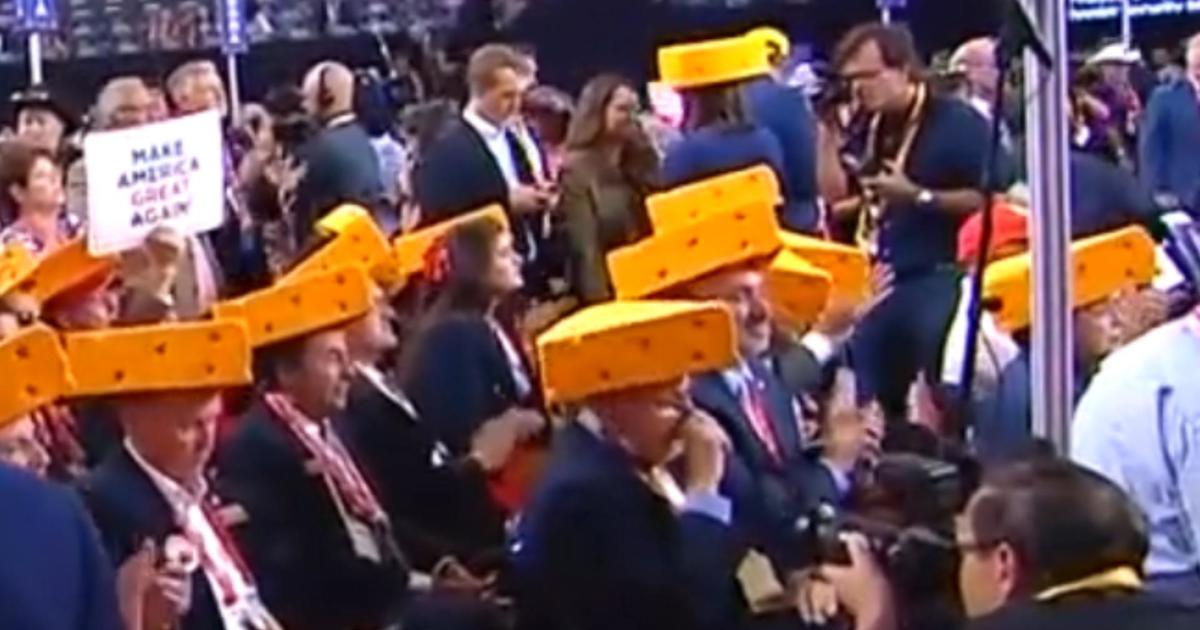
856, 82, 929, 253
1034, 566, 1143, 602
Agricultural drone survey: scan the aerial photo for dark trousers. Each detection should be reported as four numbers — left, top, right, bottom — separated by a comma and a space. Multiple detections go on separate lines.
850, 267, 961, 419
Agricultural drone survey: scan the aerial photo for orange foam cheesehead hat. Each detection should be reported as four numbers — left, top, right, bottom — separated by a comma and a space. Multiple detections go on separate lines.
389, 205, 510, 283
537, 300, 737, 405
657, 29, 775, 90
0, 324, 73, 428
285, 205, 396, 287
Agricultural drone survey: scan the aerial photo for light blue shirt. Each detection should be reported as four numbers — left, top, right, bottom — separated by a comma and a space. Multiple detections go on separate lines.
1072, 317, 1200, 578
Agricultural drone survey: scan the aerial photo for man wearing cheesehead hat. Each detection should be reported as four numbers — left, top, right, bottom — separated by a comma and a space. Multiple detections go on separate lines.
0, 325, 124, 630
607, 167, 878, 588
279, 204, 515, 612
657, 29, 819, 234
74, 315, 285, 630
513, 299, 744, 630
211, 264, 412, 630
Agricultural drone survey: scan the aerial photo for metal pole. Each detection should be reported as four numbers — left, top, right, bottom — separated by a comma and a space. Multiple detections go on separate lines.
225, 51, 242, 125
1023, 0, 1074, 451
27, 31, 42, 85
1120, 0, 1133, 48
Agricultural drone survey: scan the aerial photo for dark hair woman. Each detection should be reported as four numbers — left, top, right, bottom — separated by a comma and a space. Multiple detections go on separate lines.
400, 219, 546, 508
0, 142, 77, 255
557, 74, 659, 303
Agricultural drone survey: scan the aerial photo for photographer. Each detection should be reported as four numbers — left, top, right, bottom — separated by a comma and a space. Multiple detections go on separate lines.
801, 458, 1199, 630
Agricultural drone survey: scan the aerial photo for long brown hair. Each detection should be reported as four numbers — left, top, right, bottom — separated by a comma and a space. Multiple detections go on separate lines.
565, 74, 659, 193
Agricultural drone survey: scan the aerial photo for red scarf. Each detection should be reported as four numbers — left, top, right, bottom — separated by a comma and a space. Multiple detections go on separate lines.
263, 392, 388, 526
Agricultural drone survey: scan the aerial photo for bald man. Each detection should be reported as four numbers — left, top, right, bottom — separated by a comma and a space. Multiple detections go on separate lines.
292, 61, 387, 245
949, 37, 1000, 120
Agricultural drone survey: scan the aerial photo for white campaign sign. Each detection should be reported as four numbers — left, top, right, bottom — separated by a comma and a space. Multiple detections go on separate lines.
84, 110, 226, 255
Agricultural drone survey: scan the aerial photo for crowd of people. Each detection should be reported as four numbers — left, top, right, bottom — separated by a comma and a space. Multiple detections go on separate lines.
1, 15, 1200, 630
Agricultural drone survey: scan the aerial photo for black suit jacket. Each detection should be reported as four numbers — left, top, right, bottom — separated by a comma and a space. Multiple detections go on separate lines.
414, 119, 509, 224
513, 422, 743, 630
293, 120, 387, 245
84, 447, 225, 630
404, 314, 531, 455
215, 401, 410, 630
0, 465, 123, 630
969, 592, 1200, 630
337, 372, 507, 572
691, 364, 838, 570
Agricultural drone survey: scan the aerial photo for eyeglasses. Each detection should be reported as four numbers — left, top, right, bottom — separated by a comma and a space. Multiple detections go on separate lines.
956, 537, 1002, 555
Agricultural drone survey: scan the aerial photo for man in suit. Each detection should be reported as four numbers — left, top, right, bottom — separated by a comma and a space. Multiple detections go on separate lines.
413, 44, 554, 289
0, 464, 124, 630
338, 286, 510, 576
1141, 32, 1200, 213
743, 28, 822, 234
513, 301, 746, 630
293, 61, 387, 246
218, 324, 410, 630
683, 266, 874, 574
79, 321, 284, 630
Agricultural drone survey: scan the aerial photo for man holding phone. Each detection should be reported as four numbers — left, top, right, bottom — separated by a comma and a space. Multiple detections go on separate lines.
414, 44, 557, 293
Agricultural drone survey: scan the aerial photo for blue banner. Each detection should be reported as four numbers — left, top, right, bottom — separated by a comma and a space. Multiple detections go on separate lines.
1070, 0, 1200, 22
16, 0, 58, 33
216, 0, 249, 54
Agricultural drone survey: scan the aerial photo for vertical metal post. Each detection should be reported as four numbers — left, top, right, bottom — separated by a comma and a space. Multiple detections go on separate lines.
1120, 0, 1133, 48
226, 52, 242, 125
1024, 0, 1074, 450
27, 31, 42, 85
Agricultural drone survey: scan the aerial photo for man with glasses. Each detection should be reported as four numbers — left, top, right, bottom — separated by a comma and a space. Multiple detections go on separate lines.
833, 23, 1013, 426
803, 458, 1200, 630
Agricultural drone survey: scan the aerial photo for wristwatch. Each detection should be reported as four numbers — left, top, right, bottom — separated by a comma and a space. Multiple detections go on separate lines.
915, 189, 935, 206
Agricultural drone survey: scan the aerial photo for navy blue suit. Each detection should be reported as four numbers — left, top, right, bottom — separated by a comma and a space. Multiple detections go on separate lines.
84, 447, 227, 630
337, 372, 507, 573
0, 465, 122, 630
1140, 79, 1200, 211
662, 125, 802, 226
1071, 151, 1161, 238
293, 120, 388, 246
512, 422, 744, 630
744, 78, 822, 233
216, 402, 411, 630
404, 314, 534, 455
691, 364, 838, 570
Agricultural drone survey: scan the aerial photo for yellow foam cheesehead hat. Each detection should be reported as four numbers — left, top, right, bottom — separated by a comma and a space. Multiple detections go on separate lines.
778, 231, 871, 300
0, 243, 37, 297
746, 27, 790, 61
0, 324, 73, 427
983, 226, 1156, 332
607, 200, 783, 299
389, 205, 509, 282
658, 30, 774, 89
61, 320, 252, 397
213, 266, 372, 348
646, 165, 782, 232
0, 238, 116, 304
765, 250, 833, 329
537, 300, 737, 405
285, 205, 395, 286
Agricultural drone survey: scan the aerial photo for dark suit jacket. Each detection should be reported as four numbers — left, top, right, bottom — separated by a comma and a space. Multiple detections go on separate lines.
414, 119, 509, 223
0, 465, 122, 630
691, 364, 838, 570
512, 423, 743, 630
216, 401, 410, 630
293, 120, 387, 245
744, 78, 821, 233
337, 372, 507, 572
1140, 79, 1200, 210
404, 314, 531, 455
84, 447, 225, 630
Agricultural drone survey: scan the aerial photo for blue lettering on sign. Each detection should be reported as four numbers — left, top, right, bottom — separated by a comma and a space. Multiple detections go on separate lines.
217, 0, 249, 54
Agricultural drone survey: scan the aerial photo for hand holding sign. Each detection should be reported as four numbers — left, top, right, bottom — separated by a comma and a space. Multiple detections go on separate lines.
85, 110, 226, 255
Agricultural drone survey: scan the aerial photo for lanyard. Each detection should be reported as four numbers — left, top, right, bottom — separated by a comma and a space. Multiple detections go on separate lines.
856, 82, 930, 253
1035, 566, 1143, 601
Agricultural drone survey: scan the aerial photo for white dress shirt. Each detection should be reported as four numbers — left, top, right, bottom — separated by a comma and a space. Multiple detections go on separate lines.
462, 105, 546, 189
126, 442, 275, 629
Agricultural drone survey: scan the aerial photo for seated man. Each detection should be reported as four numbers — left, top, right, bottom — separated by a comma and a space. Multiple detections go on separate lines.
513, 300, 745, 630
